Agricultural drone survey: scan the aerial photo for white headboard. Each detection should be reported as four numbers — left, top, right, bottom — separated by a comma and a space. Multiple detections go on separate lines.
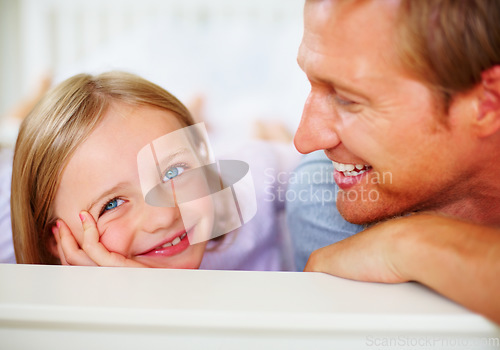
20, 0, 303, 84
13, 0, 308, 146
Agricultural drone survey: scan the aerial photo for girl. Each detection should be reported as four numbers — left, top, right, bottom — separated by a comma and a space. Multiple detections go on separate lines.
11, 71, 294, 269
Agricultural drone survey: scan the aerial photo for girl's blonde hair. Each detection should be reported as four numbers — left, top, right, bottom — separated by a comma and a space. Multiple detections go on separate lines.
12, 71, 195, 264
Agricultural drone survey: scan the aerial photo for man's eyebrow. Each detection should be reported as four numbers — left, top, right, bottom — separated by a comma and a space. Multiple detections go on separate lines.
297, 51, 368, 99
325, 76, 367, 98
86, 182, 129, 214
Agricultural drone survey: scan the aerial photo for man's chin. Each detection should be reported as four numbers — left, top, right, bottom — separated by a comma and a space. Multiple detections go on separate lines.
336, 201, 396, 225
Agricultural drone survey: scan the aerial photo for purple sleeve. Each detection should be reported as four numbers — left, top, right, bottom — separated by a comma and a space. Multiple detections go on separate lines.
0, 149, 16, 264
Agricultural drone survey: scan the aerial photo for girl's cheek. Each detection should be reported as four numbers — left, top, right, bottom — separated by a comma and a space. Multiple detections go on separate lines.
99, 218, 136, 255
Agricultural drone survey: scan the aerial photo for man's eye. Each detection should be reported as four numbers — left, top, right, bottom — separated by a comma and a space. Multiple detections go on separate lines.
100, 198, 125, 217
334, 94, 355, 106
162, 165, 186, 182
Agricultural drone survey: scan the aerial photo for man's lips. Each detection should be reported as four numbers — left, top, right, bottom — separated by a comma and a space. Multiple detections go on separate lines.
330, 160, 373, 190
333, 168, 372, 190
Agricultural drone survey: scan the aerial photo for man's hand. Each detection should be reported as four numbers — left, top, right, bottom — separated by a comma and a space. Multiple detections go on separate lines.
53, 211, 146, 268
304, 216, 411, 283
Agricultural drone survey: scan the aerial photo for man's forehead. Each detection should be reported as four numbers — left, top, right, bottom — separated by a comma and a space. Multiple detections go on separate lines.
303, 0, 400, 39
300, 0, 402, 75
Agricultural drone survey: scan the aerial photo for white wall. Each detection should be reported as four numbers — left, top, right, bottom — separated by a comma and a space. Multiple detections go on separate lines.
1, 0, 309, 148
0, 0, 22, 117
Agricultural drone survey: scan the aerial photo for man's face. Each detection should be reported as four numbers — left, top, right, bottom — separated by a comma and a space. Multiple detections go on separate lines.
295, 0, 477, 224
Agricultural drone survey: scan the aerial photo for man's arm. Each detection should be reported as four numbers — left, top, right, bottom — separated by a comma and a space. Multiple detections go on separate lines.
304, 213, 500, 324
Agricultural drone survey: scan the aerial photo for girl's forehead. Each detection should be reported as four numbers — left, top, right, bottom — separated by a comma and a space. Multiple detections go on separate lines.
85, 102, 184, 150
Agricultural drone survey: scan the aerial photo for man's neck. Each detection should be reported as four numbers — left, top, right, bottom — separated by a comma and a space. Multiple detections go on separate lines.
437, 175, 500, 227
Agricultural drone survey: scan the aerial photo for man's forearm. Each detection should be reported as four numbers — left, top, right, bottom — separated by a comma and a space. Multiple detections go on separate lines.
398, 215, 500, 324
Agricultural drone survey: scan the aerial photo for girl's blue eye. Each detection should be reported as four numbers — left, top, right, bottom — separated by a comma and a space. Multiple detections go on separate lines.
102, 198, 125, 215
163, 165, 186, 182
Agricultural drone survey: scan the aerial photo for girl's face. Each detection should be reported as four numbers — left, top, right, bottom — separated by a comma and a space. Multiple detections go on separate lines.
53, 101, 210, 268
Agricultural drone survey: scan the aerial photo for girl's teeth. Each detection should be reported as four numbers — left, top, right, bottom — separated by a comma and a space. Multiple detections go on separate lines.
156, 232, 187, 249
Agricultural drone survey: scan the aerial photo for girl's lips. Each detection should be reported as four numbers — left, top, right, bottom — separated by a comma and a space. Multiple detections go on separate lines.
137, 227, 193, 258
333, 168, 372, 190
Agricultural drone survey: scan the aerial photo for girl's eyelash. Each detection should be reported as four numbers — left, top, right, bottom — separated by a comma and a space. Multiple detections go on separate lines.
163, 162, 190, 180
99, 196, 122, 218
170, 162, 189, 169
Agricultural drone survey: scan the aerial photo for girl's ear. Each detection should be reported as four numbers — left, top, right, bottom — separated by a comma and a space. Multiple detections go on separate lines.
48, 222, 69, 264
48, 225, 61, 259
475, 65, 500, 137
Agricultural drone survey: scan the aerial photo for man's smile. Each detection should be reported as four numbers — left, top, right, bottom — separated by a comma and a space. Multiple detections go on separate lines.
332, 160, 372, 177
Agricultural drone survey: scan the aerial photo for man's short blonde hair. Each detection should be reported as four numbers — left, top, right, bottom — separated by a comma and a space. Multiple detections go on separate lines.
397, 0, 500, 109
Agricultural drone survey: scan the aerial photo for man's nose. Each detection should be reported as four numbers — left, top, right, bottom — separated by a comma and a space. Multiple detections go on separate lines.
140, 203, 181, 234
294, 91, 341, 154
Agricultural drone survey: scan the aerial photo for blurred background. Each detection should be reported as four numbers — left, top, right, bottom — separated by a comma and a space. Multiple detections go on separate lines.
0, 0, 309, 151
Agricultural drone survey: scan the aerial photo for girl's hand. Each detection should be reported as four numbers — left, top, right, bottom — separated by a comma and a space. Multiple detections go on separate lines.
54, 211, 146, 267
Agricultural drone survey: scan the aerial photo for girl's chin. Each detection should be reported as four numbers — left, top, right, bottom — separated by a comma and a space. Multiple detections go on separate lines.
134, 257, 202, 269
133, 241, 207, 269
134, 252, 204, 269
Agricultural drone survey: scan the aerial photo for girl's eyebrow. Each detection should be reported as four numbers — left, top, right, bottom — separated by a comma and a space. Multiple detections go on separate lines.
86, 182, 130, 213
151, 147, 191, 180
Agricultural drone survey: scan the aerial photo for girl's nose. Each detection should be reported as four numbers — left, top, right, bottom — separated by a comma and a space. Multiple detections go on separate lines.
140, 204, 181, 234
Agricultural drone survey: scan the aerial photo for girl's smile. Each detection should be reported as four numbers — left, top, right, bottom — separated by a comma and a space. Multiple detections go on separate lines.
137, 226, 192, 257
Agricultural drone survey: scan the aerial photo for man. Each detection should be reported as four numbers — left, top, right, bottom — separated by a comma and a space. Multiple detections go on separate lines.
291, 0, 500, 323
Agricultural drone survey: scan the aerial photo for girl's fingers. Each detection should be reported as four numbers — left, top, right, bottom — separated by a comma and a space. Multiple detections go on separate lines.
56, 219, 97, 266
79, 211, 145, 268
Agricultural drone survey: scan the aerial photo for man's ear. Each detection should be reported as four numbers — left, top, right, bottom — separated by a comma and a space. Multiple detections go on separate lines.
475, 65, 500, 137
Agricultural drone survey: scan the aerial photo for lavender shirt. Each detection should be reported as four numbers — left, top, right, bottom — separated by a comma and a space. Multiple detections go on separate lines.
0, 148, 15, 264
200, 141, 299, 271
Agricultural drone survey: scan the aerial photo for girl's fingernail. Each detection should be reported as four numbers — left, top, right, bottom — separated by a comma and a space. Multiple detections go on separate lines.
56, 221, 61, 229
79, 213, 85, 222
52, 226, 59, 236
